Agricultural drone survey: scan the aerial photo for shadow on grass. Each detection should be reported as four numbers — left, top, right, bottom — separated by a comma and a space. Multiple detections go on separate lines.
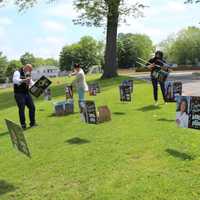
0, 180, 16, 196
48, 112, 79, 118
166, 149, 195, 161
158, 118, 175, 122
137, 105, 161, 112
66, 137, 90, 145
112, 112, 126, 115
0, 131, 9, 138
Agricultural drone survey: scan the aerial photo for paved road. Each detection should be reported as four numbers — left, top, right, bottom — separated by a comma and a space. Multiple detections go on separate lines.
130, 71, 200, 96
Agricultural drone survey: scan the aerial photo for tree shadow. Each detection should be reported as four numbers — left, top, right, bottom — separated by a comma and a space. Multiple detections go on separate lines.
0, 180, 16, 196
112, 112, 126, 115
166, 149, 195, 161
158, 118, 175, 123
65, 137, 90, 145
0, 131, 9, 138
137, 105, 161, 112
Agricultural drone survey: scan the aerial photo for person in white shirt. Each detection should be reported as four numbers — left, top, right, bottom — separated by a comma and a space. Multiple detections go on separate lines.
13, 64, 36, 130
176, 99, 189, 128
70, 63, 88, 112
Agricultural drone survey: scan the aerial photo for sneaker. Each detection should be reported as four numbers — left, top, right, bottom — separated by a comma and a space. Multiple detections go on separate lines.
154, 101, 158, 106
21, 124, 27, 130
30, 123, 38, 128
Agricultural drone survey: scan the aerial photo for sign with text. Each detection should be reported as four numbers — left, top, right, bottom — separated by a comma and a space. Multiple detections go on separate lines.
122, 80, 134, 93
88, 83, 101, 96
54, 100, 74, 116
30, 76, 52, 98
44, 88, 51, 101
119, 85, 132, 102
65, 85, 73, 100
5, 119, 31, 158
82, 101, 97, 124
165, 81, 182, 102
176, 96, 200, 129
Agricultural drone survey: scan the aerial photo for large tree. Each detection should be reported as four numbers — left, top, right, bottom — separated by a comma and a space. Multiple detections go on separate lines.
0, 0, 145, 78
73, 0, 145, 78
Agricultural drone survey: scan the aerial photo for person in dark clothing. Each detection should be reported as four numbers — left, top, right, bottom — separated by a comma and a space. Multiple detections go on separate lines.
146, 51, 168, 106
12, 64, 36, 129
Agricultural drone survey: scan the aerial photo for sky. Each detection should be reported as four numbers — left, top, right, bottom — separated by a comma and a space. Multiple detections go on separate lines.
0, 0, 200, 60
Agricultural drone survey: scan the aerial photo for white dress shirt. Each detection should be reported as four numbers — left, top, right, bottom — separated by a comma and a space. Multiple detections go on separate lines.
13, 70, 34, 87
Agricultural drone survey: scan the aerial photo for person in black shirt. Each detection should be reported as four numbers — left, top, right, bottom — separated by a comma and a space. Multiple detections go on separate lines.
146, 51, 167, 106
13, 64, 36, 129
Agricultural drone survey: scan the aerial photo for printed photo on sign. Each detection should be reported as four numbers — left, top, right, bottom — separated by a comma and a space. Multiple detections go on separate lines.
165, 81, 182, 102
176, 96, 190, 128
5, 119, 31, 158
30, 76, 52, 97
65, 85, 73, 99
122, 80, 134, 93
119, 85, 131, 102
188, 96, 200, 129
82, 101, 97, 124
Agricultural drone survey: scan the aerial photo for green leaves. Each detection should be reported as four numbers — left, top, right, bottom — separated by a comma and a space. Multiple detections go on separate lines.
59, 36, 104, 72
117, 33, 154, 68
160, 26, 200, 65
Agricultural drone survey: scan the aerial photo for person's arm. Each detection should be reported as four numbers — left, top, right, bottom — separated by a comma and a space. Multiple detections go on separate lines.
146, 59, 155, 70
29, 78, 35, 87
13, 71, 23, 85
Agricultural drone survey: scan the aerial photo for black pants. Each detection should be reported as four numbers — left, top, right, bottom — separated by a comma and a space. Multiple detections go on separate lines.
14, 93, 35, 127
151, 76, 166, 102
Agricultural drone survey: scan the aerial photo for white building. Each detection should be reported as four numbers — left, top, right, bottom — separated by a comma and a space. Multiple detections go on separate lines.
32, 66, 60, 80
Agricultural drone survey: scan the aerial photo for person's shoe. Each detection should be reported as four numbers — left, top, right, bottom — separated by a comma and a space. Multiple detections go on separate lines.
154, 101, 158, 106
21, 125, 27, 130
30, 123, 38, 128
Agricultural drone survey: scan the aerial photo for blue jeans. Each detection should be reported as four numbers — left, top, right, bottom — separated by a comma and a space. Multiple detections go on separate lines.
77, 88, 85, 112
77, 88, 85, 102
14, 93, 36, 127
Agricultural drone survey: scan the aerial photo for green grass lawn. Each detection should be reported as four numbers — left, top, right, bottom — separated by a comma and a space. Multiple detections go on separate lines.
0, 75, 200, 200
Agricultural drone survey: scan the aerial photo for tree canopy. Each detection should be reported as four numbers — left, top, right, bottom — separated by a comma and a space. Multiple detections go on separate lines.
59, 36, 104, 72
159, 26, 200, 65
117, 33, 154, 68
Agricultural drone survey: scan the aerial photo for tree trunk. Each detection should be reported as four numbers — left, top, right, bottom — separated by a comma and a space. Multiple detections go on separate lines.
102, 2, 119, 79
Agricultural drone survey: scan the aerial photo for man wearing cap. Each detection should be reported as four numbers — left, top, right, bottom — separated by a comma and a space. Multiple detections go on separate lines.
13, 64, 37, 129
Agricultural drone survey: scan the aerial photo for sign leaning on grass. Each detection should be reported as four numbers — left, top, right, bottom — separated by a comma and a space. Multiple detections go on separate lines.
165, 81, 182, 102
176, 96, 200, 129
82, 101, 98, 124
65, 85, 73, 100
5, 119, 31, 158
119, 85, 132, 102
30, 76, 52, 97
88, 83, 101, 96
122, 80, 134, 93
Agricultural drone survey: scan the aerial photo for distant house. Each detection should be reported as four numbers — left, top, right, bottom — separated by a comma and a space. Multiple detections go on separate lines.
32, 66, 60, 80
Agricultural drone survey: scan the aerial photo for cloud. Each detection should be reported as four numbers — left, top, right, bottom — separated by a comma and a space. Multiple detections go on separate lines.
33, 36, 67, 58
46, 1, 78, 18
165, 1, 186, 13
42, 20, 66, 32
0, 17, 12, 25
